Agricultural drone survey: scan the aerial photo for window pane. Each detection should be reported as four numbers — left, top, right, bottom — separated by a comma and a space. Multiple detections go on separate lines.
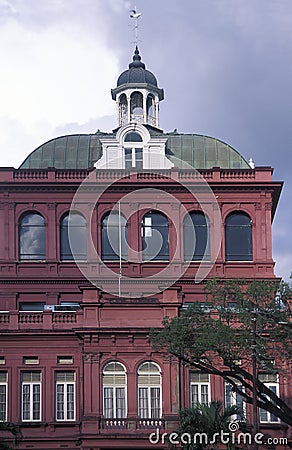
33, 384, 40, 420
142, 212, 169, 261
138, 387, 148, 418
103, 387, 114, 418
22, 385, 30, 421
61, 213, 87, 260
184, 213, 210, 260
150, 387, 161, 418
19, 213, 46, 260
0, 385, 6, 421
56, 384, 64, 420
225, 213, 252, 261
67, 384, 75, 420
101, 213, 128, 260
116, 387, 126, 418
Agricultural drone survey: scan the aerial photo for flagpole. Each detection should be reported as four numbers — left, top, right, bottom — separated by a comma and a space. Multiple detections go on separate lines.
118, 201, 122, 297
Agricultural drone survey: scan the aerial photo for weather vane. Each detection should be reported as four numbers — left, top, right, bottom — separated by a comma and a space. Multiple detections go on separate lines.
130, 7, 142, 46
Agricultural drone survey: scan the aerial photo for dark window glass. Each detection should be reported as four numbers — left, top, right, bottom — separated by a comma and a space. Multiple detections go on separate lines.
124, 148, 143, 169
101, 212, 128, 261
142, 212, 169, 261
19, 302, 45, 311
125, 148, 133, 169
60, 213, 87, 261
184, 212, 210, 260
225, 212, 252, 261
19, 213, 46, 260
124, 132, 142, 142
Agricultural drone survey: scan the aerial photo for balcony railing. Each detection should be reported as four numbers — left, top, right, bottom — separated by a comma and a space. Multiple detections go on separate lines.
99, 417, 165, 432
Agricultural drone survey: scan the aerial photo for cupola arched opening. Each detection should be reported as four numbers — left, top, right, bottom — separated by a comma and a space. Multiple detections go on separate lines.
225, 212, 252, 261
19, 212, 46, 260
141, 211, 169, 261
130, 91, 143, 122
184, 211, 210, 261
146, 94, 155, 124
60, 212, 87, 261
119, 93, 128, 126
101, 212, 128, 261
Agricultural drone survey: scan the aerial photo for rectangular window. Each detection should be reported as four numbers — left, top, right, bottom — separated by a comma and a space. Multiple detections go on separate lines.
21, 371, 41, 422
258, 374, 279, 423
225, 381, 245, 420
190, 373, 210, 407
103, 386, 126, 419
0, 372, 7, 421
55, 372, 75, 421
125, 147, 143, 169
138, 387, 161, 419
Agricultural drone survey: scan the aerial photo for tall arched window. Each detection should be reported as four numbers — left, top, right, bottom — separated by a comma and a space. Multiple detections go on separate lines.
141, 211, 169, 261
184, 212, 210, 260
119, 93, 128, 126
60, 213, 87, 261
225, 212, 252, 261
130, 92, 143, 123
103, 362, 127, 419
101, 212, 128, 261
19, 213, 46, 260
137, 362, 161, 419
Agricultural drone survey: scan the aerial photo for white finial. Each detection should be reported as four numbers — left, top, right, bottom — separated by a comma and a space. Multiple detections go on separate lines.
130, 7, 142, 46
249, 157, 255, 169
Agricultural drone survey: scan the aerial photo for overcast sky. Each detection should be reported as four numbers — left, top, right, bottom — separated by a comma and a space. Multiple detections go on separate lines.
0, 0, 291, 280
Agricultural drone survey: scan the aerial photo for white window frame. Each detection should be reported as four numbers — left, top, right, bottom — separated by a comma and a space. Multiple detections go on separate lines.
56, 372, 76, 421
138, 362, 162, 419
0, 372, 7, 422
21, 372, 41, 422
259, 376, 280, 423
124, 146, 143, 169
190, 373, 210, 407
102, 362, 127, 419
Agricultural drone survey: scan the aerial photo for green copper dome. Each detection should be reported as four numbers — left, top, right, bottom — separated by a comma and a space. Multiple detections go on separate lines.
19, 131, 250, 170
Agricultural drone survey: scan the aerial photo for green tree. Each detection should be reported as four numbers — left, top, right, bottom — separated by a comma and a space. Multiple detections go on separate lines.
151, 279, 292, 426
172, 401, 246, 450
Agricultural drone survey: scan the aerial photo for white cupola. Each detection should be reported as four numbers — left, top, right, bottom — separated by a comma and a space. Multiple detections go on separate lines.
111, 46, 164, 129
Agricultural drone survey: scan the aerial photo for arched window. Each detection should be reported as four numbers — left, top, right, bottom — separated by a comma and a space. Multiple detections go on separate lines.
225, 212, 252, 261
119, 93, 128, 126
130, 92, 143, 123
60, 213, 87, 261
19, 213, 46, 260
141, 211, 169, 261
137, 362, 161, 419
124, 132, 142, 142
101, 212, 128, 261
103, 362, 127, 419
184, 212, 210, 260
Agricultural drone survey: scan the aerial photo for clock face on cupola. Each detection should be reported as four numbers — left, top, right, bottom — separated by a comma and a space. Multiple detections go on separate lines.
95, 46, 173, 170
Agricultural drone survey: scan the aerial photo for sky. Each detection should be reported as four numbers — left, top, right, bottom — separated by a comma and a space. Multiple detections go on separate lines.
0, 0, 291, 280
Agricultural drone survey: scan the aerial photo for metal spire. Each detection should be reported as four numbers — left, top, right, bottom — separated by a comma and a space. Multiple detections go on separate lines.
129, 6, 142, 47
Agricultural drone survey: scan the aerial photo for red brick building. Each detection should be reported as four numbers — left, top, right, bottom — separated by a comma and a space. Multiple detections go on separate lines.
0, 47, 289, 449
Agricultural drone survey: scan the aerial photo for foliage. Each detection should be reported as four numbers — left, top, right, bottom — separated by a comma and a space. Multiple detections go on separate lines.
150, 279, 292, 426
171, 401, 246, 450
